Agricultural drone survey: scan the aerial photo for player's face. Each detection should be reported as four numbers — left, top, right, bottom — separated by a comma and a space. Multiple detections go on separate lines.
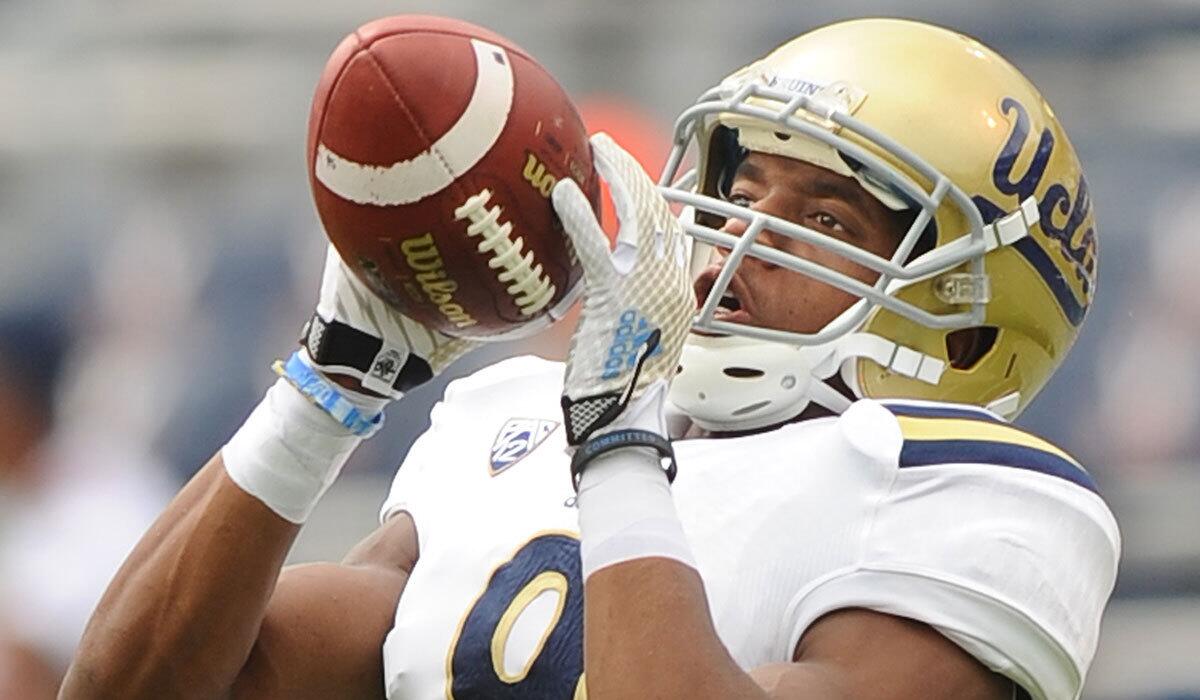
695, 152, 906, 334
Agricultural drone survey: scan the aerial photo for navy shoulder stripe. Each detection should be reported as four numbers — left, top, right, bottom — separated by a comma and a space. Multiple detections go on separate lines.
886, 406, 1098, 495
899, 438, 1099, 494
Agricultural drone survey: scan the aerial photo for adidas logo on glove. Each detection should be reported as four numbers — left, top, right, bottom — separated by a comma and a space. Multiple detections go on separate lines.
602, 309, 662, 381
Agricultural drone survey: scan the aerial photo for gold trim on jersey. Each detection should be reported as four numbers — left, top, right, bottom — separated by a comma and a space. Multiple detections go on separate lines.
491, 571, 569, 683
894, 415, 1082, 468
887, 408, 1099, 494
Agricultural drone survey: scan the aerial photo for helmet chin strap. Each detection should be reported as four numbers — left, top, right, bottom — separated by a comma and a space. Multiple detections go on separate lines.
668, 334, 845, 433
668, 330, 946, 433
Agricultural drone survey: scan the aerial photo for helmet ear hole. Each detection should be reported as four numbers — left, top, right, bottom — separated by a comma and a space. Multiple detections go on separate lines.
946, 326, 999, 370
723, 367, 765, 379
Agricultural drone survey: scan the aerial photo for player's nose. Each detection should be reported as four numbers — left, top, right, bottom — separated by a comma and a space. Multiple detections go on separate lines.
717, 211, 786, 273
717, 196, 789, 252
719, 213, 749, 238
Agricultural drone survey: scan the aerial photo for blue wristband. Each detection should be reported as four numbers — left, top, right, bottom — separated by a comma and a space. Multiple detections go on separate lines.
272, 351, 383, 437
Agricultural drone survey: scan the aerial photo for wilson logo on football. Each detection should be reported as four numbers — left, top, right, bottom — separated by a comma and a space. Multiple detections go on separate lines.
522, 152, 558, 198
399, 234, 479, 330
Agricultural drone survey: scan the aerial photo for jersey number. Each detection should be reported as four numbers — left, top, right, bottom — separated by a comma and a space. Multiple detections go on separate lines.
448, 533, 586, 698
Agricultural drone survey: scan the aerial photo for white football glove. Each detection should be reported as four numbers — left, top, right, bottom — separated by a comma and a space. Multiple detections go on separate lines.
552, 133, 695, 446
301, 244, 479, 399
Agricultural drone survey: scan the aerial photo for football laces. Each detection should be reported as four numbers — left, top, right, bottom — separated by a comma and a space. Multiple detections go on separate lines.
456, 188, 556, 316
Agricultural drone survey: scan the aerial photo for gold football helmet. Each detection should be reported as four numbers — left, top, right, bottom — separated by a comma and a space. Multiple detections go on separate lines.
661, 18, 1096, 430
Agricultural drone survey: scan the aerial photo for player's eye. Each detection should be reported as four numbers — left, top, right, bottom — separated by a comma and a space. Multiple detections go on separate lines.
809, 211, 846, 233
726, 192, 753, 207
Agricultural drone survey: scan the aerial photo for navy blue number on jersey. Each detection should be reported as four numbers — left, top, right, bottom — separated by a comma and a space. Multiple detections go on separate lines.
448, 532, 585, 698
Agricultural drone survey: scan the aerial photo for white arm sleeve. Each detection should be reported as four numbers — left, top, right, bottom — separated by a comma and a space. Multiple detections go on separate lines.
785, 458, 1120, 700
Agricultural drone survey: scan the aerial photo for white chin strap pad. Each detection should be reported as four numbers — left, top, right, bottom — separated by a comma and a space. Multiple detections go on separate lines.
669, 332, 945, 433
669, 334, 837, 432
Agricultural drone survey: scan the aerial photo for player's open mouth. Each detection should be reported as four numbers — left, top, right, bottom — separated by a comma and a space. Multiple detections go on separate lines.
693, 266, 755, 328
714, 293, 751, 324
691, 265, 753, 336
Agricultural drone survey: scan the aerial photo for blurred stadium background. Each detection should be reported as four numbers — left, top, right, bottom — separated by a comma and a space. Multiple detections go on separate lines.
1, 0, 1197, 697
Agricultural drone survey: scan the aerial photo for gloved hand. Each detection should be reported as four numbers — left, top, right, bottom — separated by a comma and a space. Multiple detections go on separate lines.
223, 244, 480, 523
299, 244, 479, 401
552, 133, 695, 446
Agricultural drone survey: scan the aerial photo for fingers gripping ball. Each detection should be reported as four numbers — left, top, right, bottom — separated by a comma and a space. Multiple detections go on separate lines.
554, 133, 695, 445
308, 15, 601, 339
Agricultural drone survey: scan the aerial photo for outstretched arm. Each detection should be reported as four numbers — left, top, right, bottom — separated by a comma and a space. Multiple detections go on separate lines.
63, 246, 476, 699
62, 454, 297, 698
60, 454, 417, 700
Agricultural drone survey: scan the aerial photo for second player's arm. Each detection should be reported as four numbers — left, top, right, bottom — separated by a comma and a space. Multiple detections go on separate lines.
59, 453, 415, 700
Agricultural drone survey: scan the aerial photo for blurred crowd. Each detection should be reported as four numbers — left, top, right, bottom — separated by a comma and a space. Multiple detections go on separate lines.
0, 283, 175, 695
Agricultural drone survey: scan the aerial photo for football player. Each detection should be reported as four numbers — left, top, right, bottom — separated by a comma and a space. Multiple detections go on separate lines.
62, 18, 1117, 700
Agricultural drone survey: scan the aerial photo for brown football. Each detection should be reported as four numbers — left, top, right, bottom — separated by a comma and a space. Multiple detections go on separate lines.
307, 15, 599, 338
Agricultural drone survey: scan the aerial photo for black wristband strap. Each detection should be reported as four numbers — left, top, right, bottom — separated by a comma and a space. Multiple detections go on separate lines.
301, 315, 433, 393
561, 329, 663, 446
570, 428, 676, 493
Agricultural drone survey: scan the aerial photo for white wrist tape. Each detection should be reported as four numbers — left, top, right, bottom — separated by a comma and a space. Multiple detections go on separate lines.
576, 444, 696, 579
222, 377, 363, 523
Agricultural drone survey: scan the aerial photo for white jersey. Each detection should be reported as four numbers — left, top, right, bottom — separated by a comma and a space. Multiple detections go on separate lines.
379, 356, 1119, 700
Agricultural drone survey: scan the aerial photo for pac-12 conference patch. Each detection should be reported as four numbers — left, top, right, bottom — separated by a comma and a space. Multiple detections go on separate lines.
490, 418, 559, 475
